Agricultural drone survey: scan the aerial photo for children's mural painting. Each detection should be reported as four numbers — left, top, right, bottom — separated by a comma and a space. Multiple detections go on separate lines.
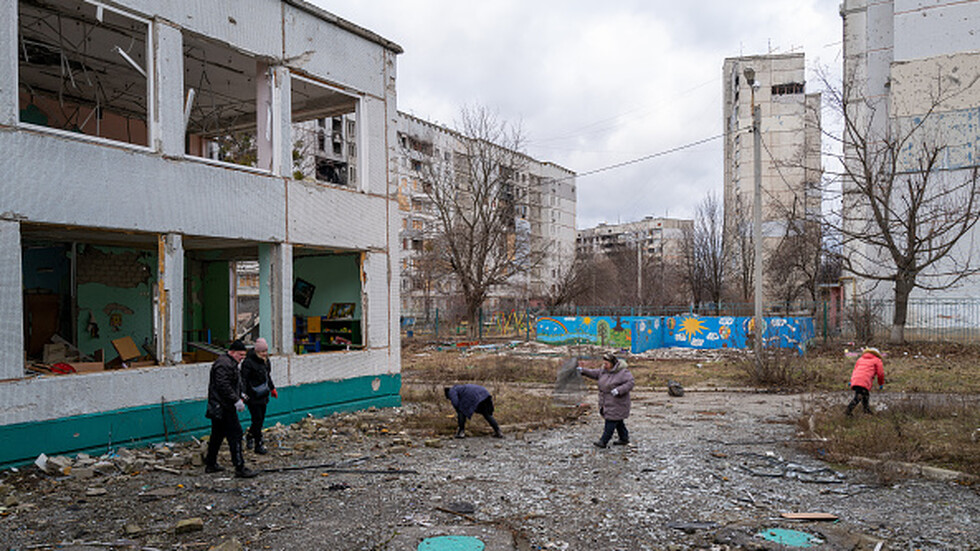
535, 315, 814, 354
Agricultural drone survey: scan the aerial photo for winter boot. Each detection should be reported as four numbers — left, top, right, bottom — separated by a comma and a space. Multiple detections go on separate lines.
254, 437, 268, 455
455, 429, 466, 439
245, 433, 254, 451
235, 466, 259, 478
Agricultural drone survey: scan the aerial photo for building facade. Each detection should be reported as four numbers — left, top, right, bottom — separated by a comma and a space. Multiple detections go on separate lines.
840, 0, 980, 301
576, 217, 690, 265
395, 113, 577, 318
1, 0, 402, 467
722, 53, 822, 303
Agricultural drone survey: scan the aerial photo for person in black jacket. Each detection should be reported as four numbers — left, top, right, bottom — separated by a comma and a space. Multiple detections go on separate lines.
242, 337, 277, 454
204, 340, 257, 478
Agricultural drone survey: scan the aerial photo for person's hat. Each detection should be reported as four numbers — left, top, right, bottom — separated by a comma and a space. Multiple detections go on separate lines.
863, 347, 882, 358
602, 352, 617, 364
229, 339, 247, 351
254, 338, 269, 352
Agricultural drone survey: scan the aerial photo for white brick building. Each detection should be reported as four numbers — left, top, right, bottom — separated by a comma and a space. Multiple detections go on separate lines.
1, 0, 402, 467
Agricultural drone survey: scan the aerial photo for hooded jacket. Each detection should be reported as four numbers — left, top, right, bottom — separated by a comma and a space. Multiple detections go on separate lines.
241, 350, 275, 405
581, 359, 635, 421
447, 384, 491, 418
850, 351, 885, 389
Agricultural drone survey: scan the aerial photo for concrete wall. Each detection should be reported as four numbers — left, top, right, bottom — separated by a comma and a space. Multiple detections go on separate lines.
0, 0, 401, 466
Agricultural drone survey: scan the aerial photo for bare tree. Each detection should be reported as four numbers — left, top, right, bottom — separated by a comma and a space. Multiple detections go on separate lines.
727, 193, 755, 304
542, 253, 592, 309
681, 193, 726, 310
822, 70, 980, 343
414, 106, 540, 334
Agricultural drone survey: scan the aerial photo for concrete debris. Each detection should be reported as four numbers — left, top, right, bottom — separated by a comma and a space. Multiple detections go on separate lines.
174, 517, 204, 533
85, 487, 108, 497
1, 390, 977, 549
667, 380, 685, 397
208, 538, 243, 551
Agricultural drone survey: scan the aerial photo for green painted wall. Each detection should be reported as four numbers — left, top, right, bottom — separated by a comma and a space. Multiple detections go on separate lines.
202, 261, 230, 343
74, 246, 157, 360
0, 374, 402, 469
293, 254, 361, 319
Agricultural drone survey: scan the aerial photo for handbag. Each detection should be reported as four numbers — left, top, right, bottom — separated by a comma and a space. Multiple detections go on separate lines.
251, 380, 271, 400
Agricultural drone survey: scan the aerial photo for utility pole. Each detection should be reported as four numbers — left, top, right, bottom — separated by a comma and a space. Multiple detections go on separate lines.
636, 233, 642, 303
745, 67, 764, 360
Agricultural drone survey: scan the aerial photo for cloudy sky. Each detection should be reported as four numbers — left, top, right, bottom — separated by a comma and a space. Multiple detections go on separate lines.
316, 0, 843, 229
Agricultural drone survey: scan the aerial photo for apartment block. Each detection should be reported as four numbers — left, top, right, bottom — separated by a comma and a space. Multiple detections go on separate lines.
1, 0, 402, 467
395, 113, 576, 316
576, 217, 691, 265
722, 53, 822, 302
841, 0, 980, 300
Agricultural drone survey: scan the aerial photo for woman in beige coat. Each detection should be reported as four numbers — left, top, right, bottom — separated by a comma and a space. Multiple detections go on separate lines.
578, 352, 635, 448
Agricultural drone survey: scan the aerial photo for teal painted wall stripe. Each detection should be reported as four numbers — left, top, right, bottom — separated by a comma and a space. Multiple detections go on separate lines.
0, 374, 401, 469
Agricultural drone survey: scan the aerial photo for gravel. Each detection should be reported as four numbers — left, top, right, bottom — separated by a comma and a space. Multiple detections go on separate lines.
2, 390, 978, 550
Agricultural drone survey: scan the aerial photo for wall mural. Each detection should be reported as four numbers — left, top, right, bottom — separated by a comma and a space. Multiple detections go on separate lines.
535, 314, 814, 354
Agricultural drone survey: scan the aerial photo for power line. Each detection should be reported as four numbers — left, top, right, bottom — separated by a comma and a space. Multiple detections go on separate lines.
551, 133, 726, 183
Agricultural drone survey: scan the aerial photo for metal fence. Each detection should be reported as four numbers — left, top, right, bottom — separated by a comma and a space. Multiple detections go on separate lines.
401, 308, 535, 340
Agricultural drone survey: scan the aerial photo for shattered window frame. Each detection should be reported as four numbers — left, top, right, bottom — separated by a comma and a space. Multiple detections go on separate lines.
182, 30, 267, 173
17, 0, 155, 150
289, 72, 363, 190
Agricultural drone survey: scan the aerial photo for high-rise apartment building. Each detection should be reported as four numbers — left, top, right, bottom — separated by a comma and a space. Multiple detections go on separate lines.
722, 53, 822, 303
396, 113, 576, 316
840, 0, 980, 300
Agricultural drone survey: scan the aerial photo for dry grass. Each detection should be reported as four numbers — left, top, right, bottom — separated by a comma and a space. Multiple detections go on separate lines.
399, 382, 588, 438
800, 393, 980, 477
403, 344, 980, 476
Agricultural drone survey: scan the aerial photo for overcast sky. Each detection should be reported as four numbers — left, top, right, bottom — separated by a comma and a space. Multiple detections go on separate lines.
316, 0, 843, 229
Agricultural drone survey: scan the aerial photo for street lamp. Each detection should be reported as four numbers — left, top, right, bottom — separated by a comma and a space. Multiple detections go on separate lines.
744, 67, 764, 359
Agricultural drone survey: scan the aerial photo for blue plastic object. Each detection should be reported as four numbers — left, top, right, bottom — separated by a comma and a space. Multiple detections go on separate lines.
417, 535, 486, 551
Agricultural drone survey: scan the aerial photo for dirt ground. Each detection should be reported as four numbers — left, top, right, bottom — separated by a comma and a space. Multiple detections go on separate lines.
3, 386, 979, 550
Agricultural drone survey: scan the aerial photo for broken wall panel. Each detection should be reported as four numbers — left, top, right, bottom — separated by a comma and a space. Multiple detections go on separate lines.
0, 131, 287, 241
282, 3, 389, 99
286, 179, 387, 248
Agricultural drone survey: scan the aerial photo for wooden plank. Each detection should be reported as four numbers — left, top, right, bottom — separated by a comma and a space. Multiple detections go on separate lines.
111, 336, 142, 361
780, 512, 839, 521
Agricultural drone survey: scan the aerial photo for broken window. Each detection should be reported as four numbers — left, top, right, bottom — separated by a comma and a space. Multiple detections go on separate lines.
771, 82, 804, 95
183, 32, 261, 168
21, 227, 160, 375
292, 249, 364, 353
18, 0, 151, 147
290, 74, 360, 187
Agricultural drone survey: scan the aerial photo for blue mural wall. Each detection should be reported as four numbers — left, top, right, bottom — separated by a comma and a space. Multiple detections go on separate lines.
535, 314, 814, 354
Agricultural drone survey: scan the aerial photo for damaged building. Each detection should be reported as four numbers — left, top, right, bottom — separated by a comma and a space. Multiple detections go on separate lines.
0, 0, 402, 467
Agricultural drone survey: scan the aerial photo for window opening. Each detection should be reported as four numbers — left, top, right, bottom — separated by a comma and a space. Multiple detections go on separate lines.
290, 74, 360, 187
183, 32, 261, 168
18, 0, 151, 147
292, 249, 364, 353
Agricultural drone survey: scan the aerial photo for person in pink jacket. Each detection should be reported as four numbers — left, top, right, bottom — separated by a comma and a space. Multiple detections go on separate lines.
846, 347, 885, 416
578, 352, 635, 448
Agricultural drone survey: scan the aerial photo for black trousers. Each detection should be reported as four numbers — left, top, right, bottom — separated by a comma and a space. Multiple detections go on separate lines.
457, 396, 501, 434
246, 401, 267, 442
846, 386, 872, 415
206, 413, 244, 468
600, 419, 629, 444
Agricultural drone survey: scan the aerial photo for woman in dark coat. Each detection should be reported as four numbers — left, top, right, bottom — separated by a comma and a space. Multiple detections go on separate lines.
241, 338, 277, 454
579, 352, 635, 448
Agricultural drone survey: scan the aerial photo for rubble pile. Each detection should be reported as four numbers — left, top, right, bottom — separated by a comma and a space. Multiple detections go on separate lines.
1, 395, 978, 550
